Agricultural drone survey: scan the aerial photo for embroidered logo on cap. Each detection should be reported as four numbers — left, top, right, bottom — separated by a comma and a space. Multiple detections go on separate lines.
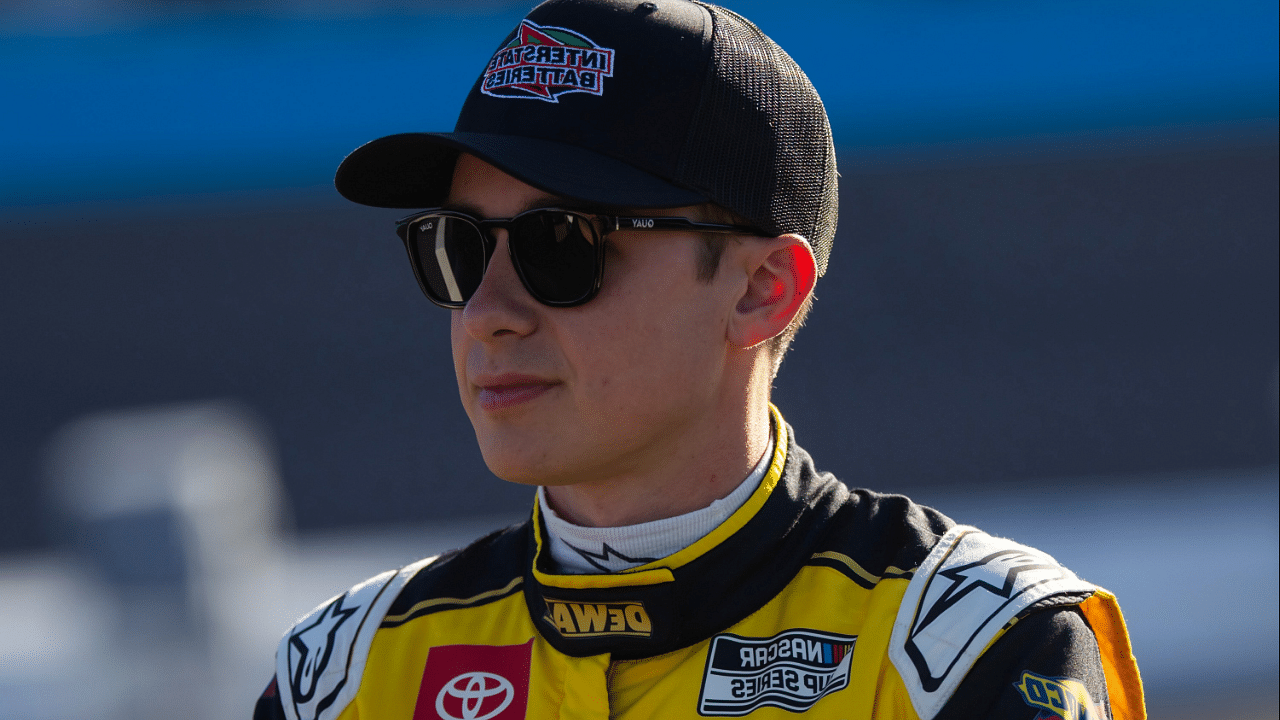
414, 641, 533, 720
481, 20, 615, 103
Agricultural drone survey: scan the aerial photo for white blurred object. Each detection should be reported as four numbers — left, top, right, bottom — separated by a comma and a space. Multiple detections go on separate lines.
33, 401, 289, 720
0, 400, 522, 720
0, 552, 122, 719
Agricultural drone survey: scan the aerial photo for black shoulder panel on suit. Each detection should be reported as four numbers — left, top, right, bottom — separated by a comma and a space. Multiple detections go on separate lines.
382, 519, 530, 626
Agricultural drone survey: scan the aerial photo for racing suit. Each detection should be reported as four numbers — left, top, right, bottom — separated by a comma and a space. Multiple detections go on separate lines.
255, 409, 1144, 719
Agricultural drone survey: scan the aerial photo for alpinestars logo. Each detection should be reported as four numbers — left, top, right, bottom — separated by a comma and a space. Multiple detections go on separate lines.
566, 541, 658, 573
288, 594, 360, 712
698, 629, 856, 716
903, 541, 1076, 693
917, 549, 1063, 634
481, 20, 615, 102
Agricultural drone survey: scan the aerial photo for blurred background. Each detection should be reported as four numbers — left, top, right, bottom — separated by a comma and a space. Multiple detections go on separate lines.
1, 0, 1276, 718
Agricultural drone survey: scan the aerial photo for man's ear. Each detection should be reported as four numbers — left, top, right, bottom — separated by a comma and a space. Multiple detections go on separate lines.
727, 234, 817, 349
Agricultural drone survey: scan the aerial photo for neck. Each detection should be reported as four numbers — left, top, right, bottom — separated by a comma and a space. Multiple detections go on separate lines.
544, 397, 772, 528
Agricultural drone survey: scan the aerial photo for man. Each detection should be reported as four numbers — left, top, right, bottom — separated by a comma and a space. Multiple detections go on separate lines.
256, 1, 1144, 718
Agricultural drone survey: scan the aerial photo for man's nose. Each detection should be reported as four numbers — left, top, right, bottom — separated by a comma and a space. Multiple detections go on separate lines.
460, 230, 539, 340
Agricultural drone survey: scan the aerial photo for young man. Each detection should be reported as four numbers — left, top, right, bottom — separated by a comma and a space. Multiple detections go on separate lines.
256, 1, 1144, 718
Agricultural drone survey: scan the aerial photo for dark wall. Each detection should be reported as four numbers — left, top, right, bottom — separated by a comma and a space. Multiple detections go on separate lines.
3, 139, 1276, 551
781, 144, 1279, 495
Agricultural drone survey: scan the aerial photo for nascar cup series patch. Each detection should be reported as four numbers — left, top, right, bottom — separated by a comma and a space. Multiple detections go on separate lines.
697, 629, 856, 716
481, 20, 615, 102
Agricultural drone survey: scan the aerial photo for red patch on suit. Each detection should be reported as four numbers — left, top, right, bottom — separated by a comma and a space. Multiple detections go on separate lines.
414, 640, 533, 720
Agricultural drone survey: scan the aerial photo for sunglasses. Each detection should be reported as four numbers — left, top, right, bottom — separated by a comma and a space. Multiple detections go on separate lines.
395, 207, 761, 308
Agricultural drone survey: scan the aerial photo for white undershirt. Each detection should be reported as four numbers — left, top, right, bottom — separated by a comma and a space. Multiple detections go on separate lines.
538, 431, 776, 574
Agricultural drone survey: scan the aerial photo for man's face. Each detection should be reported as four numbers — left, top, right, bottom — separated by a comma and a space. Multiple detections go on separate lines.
448, 154, 743, 488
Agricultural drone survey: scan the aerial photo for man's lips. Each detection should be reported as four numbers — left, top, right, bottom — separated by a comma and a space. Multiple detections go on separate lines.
474, 373, 559, 411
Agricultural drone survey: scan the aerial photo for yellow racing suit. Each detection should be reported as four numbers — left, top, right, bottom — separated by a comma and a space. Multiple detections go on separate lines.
255, 410, 1144, 719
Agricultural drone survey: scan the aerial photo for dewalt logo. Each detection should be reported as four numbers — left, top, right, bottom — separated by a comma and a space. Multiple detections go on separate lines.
542, 599, 652, 639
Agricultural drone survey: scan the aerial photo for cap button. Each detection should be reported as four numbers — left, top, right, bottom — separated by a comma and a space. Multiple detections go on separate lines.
637, 2, 657, 13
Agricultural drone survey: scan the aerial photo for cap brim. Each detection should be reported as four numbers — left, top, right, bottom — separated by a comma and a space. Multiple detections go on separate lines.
334, 132, 707, 210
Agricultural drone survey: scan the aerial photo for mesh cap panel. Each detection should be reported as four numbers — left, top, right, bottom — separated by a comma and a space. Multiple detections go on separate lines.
680, 3, 838, 274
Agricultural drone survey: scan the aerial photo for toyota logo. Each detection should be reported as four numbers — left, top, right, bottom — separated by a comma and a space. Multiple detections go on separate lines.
435, 671, 514, 720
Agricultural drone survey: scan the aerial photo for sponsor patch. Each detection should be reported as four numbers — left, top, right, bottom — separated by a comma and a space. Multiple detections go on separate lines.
281, 569, 400, 720
888, 527, 1095, 719
481, 20, 615, 103
697, 629, 856, 716
542, 597, 652, 638
1014, 671, 1107, 720
414, 641, 533, 720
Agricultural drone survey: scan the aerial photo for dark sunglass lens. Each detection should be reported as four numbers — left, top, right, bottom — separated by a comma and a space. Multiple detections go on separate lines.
511, 212, 598, 304
409, 215, 487, 305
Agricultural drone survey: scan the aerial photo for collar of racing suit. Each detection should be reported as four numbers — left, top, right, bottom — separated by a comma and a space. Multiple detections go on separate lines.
537, 427, 775, 575
522, 405, 851, 660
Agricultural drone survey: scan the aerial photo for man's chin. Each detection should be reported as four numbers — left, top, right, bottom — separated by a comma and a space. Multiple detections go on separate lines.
479, 446, 597, 489
489, 470, 545, 488
477, 442, 564, 487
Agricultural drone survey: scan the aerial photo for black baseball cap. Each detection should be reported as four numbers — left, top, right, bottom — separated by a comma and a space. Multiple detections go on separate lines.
335, 0, 838, 274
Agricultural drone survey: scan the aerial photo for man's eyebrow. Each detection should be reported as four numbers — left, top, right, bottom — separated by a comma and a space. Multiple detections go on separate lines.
438, 200, 483, 216
440, 196, 606, 218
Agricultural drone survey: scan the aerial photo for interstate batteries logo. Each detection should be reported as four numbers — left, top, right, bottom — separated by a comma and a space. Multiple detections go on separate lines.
698, 629, 856, 716
481, 20, 615, 102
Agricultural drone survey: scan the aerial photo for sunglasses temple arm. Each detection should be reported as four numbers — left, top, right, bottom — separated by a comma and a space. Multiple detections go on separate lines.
609, 216, 756, 234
